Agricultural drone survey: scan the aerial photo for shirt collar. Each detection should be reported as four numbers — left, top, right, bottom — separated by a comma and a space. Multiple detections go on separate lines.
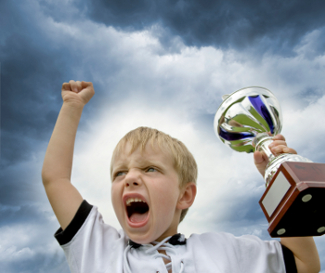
128, 233, 187, 249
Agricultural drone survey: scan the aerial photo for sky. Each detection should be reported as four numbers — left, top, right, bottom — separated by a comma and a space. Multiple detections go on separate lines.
1, 0, 325, 272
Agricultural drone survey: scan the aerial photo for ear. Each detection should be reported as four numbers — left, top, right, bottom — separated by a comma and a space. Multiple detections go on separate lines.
177, 182, 197, 210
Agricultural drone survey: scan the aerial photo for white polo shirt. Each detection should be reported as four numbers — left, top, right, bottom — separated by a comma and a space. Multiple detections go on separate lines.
55, 201, 297, 273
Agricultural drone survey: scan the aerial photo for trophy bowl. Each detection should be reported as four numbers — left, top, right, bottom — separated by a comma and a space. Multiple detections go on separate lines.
214, 86, 310, 185
214, 86, 325, 237
214, 86, 282, 153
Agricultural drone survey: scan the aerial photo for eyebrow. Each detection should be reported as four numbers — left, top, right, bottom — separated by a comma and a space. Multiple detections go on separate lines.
112, 156, 167, 171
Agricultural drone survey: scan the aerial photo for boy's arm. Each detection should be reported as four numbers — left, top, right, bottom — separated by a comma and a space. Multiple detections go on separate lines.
280, 237, 320, 273
42, 81, 95, 230
254, 134, 320, 273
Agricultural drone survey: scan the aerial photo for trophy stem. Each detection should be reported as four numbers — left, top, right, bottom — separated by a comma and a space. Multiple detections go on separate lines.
253, 133, 275, 163
253, 133, 287, 186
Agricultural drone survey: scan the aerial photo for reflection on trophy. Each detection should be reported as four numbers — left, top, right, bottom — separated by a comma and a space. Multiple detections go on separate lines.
214, 86, 325, 237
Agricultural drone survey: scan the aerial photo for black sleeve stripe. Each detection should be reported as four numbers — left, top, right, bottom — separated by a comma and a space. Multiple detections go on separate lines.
54, 200, 93, 245
281, 244, 298, 273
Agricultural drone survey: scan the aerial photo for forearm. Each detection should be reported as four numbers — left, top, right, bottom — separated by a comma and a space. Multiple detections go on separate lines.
281, 237, 320, 273
42, 101, 84, 184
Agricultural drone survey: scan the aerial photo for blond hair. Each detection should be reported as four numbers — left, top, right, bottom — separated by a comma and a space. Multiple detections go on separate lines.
111, 127, 197, 222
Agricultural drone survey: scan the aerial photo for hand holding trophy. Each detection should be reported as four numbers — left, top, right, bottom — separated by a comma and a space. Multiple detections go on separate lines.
214, 86, 325, 237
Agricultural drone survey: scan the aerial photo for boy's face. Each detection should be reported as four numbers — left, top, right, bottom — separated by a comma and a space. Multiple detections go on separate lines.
111, 142, 182, 244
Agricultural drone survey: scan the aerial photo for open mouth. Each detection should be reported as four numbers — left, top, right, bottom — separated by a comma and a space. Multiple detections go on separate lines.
126, 198, 149, 224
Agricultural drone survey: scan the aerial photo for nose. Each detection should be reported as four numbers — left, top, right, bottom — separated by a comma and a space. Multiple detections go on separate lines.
124, 169, 142, 188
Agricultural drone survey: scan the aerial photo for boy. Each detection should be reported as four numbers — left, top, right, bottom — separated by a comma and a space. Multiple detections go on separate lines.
42, 81, 320, 273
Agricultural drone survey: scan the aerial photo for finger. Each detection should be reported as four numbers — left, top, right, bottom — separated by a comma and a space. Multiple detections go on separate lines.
76, 81, 83, 91
273, 134, 285, 141
81, 81, 93, 89
62, 82, 71, 91
69, 80, 79, 93
270, 145, 297, 155
285, 148, 297, 154
269, 140, 287, 149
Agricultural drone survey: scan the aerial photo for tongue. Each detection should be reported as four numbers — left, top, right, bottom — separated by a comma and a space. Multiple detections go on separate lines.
130, 212, 148, 223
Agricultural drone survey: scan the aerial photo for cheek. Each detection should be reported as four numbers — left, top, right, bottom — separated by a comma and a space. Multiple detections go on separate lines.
111, 184, 122, 213
154, 183, 180, 210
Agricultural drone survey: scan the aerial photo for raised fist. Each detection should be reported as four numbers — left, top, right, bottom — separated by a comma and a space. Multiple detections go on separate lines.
61, 80, 95, 105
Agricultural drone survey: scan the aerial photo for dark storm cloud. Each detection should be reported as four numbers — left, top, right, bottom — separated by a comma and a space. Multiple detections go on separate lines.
1, 248, 70, 273
0, 203, 48, 228
0, 160, 45, 206
0, 2, 115, 269
0, 213, 70, 273
0, 2, 64, 165
0, 1, 100, 166
83, 0, 325, 55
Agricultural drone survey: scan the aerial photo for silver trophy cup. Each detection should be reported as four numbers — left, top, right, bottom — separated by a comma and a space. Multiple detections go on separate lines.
214, 86, 325, 237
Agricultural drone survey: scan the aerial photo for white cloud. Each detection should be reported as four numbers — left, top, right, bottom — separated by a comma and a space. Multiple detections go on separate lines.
282, 94, 325, 159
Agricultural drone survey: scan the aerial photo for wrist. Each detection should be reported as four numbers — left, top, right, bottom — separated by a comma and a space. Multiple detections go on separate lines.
62, 100, 85, 109
59, 101, 85, 122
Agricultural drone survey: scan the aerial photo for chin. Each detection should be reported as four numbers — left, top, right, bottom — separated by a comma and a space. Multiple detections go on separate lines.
127, 233, 157, 244
126, 228, 161, 244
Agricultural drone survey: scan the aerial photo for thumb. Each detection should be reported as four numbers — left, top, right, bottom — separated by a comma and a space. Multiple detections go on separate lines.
254, 150, 268, 177
81, 81, 93, 89
79, 81, 95, 104
254, 150, 264, 165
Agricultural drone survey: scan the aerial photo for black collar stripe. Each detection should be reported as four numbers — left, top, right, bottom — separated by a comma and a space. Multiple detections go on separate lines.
128, 233, 187, 249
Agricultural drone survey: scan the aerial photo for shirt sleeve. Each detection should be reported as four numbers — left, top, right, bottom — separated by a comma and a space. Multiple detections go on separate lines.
54, 200, 127, 273
229, 233, 287, 273
54, 200, 93, 245
281, 244, 298, 273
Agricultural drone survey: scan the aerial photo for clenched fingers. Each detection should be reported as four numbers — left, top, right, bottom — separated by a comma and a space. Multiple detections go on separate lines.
61, 80, 83, 93
69, 80, 82, 92
268, 135, 297, 156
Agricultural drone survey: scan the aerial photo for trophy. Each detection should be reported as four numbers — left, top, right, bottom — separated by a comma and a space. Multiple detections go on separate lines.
214, 86, 325, 237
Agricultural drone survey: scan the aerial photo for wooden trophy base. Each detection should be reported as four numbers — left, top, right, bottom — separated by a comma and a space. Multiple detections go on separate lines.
259, 161, 325, 237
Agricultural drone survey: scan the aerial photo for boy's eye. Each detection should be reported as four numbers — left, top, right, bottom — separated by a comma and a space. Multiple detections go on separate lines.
115, 171, 127, 177
146, 167, 156, 172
